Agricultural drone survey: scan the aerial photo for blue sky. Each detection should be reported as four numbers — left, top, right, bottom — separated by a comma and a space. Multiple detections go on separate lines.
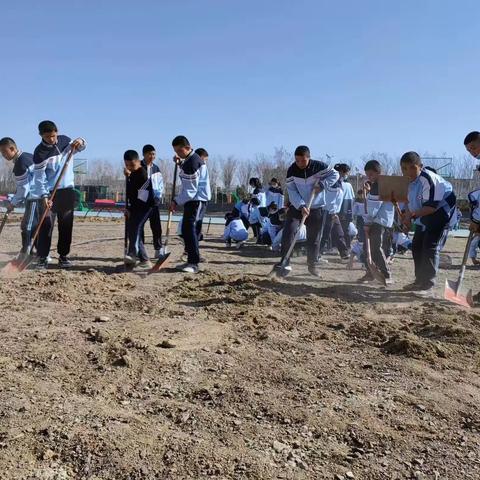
1, 0, 478, 165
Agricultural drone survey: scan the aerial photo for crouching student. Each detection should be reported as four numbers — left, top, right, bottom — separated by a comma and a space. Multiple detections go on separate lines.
265, 178, 284, 208
400, 151, 456, 296
248, 197, 266, 242
0, 137, 35, 259
224, 212, 248, 247
259, 202, 283, 245
233, 198, 250, 229
359, 160, 394, 284
124, 150, 154, 270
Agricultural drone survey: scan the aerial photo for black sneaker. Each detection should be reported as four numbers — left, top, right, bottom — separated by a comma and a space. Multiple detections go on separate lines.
357, 272, 374, 283
58, 256, 72, 269
36, 257, 48, 270
402, 282, 422, 291
308, 264, 322, 277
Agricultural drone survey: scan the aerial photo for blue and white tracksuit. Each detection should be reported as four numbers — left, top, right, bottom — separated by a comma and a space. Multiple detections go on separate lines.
175, 151, 211, 265
282, 159, 339, 266
224, 218, 248, 243
363, 181, 394, 278
265, 186, 284, 208
10, 152, 37, 253
32, 135, 86, 258
141, 160, 165, 251
407, 169, 456, 288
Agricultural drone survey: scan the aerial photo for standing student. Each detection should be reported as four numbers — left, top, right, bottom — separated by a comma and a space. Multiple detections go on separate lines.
194, 147, 209, 241
141, 144, 164, 258
0, 137, 35, 257
248, 197, 265, 241
249, 178, 267, 207
170, 136, 211, 274
358, 160, 394, 284
276, 145, 339, 277
400, 151, 456, 296
334, 163, 355, 251
265, 178, 284, 208
124, 150, 154, 269
463, 131, 480, 302
31, 120, 86, 269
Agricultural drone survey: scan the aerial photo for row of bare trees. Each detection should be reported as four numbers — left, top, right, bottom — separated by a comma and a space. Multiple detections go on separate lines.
1, 148, 478, 199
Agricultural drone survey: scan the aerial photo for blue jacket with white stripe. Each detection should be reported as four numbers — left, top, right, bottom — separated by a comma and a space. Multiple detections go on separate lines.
175, 151, 211, 206
32, 135, 86, 198
407, 169, 455, 230
11, 152, 34, 207
468, 188, 480, 224
285, 159, 339, 210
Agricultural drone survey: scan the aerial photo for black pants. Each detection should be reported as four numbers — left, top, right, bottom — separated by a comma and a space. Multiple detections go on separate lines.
196, 202, 207, 240
339, 214, 352, 250
281, 207, 324, 266
142, 206, 163, 250
182, 201, 204, 265
38, 188, 75, 258
364, 223, 390, 278
331, 215, 349, 257
251, 223, 261, 239
320, 214, 332, 252
21, 199, 42, 253
128, 207, 151, 262
411, 211, 450, 288
382, 227, 394, 258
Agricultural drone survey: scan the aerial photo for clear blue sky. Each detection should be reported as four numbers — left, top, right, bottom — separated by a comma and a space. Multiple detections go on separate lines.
1, 0, 478, 164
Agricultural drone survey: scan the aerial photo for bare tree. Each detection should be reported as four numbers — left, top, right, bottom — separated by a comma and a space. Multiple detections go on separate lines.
221, 155, 236, 191
236, 158, 254, 189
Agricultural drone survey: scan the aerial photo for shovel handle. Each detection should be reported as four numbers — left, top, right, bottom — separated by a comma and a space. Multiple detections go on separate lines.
164, 161, 179, 248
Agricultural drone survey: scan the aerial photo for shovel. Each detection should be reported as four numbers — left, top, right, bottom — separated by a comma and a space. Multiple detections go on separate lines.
2, 148, 75, 275
363, 187, 387, 286
149, 161, 178, 273
444, 232, 474, 308
269, 187, 317, 277
0, 210, 10, 238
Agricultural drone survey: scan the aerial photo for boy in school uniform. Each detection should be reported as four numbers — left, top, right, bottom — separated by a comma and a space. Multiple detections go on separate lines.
276, 145, 339, 277
124, 150, 156, 269
248, 196, 265, 241
463, 131, 480, 302
194, 147, 209, 241
170, 136, 211, 274
141, 144, 164, 258
0, 137, 35, 257
335, 163, 355, 252
359, 160, 395, 284
265, 178, 284, 209
400, 151, 456, 296
31, 120, 86, 269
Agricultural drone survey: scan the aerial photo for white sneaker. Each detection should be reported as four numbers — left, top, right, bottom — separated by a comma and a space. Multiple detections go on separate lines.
415, 287, 434, 298
236, 241, 246, 249
181, 263, 199, 274
124, 254, 137, 266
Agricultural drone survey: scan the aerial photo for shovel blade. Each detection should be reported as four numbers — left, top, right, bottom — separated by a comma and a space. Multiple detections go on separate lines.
367, 262, 386, 286
148, 252, 171, 274
444, 279, 473, 308
0, 255, 34, 277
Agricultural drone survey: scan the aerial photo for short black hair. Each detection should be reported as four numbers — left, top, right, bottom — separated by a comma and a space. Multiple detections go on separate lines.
124, 150, 140, 162
464, 131, 480, 145
142, 144, 155, 155
195, 147, 208, 157
0, 137, 16, 148
250, 197, 260, 206
270, 177, 278, 184
400, 151, 422, 166
268, 202, 278, 210
334, 163, 351, 174
172, 135, 190, 148
38, 120, 58, 135
249, 177, 262, 189
294, 145, 310, 156
364, 160, 382, 173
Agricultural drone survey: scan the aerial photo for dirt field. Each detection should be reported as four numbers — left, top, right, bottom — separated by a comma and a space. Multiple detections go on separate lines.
0, 215, 479, 480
